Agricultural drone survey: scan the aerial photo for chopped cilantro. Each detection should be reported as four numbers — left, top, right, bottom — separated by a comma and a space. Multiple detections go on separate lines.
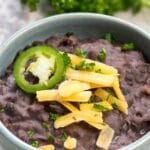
75, 60, 86, 70
104, 33, 117, 43
62, 52, 71, 69
65, 32, 74, 37
74, 48, 88, 58
27, 129, 34, 138
95, 69, 102, 73
75, 61, 95, 71
21, 0, 150, 16
50, 112, 60, 121
121, 43, 135, 51
61, 132, 68, 142
42, 121, 50, 129
98, 48, 106, 61
93, 104, 108, 111
31, 140, 39, 148
112, 102, 118, 108
46, 133, 55, 142
85, 62, 95, 71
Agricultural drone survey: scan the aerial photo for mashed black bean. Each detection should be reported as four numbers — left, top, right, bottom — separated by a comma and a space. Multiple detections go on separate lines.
0, 36, 150, 150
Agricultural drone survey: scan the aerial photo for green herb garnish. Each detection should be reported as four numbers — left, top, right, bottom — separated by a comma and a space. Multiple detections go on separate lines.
112, 102, 118, 108
75, 61, 95, 71
65, 32, 74, 37
46, 133, 55, 142
50, 112, 60, 121
104, 33, 117, 43
98, 48, 106, 61
31, 140, 39, 148
21, 0, 150, 15
121, 43, 135, 51
61, 132, 68, 142
74, 60, 86, 70
27, 129, 34, 138
104, 33, 113, 43
42, 121, 50, 129
62, 52, 71, 69
74, 48, 88, 58
95, 69, 102, 73
93, 104, 108, 111
85, 62, 95, 71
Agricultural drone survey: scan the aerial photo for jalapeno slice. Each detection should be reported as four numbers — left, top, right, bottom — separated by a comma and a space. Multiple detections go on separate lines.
13, 46, 65, 93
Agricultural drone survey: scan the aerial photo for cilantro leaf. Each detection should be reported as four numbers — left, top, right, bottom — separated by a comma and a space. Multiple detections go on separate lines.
50, 112, 60, 121
98, 48, 106, 61
42, 121, 50, 129
46, 133, 55, 142
31, 140, 39, 148
121, 43, 135, 51
21, 0, 150, 15
27, 129, 34, 138
61, 132, 68, 142
65, 32, 74, 37
74, 60, 86, 70
85, 62, 95, 71
104, 33, 117, 43
62, 52, 71, 69
74, 48, 88, 58
111, 102, 118, 108
93, 104, 108, 111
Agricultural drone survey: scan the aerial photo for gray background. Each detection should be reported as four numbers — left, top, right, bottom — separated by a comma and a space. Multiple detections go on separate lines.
0, 0, 150, 149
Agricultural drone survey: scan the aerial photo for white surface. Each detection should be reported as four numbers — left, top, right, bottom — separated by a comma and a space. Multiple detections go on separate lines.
0, 0, 150, 150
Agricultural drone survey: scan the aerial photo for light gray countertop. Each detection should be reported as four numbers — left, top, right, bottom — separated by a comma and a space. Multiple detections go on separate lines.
0, 0, 150, 149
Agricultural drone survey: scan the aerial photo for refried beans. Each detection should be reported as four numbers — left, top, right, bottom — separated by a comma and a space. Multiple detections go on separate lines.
0, 35, 150, 150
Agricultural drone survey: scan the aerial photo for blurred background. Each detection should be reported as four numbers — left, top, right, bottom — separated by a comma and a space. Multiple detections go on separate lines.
0, 0, 150, 45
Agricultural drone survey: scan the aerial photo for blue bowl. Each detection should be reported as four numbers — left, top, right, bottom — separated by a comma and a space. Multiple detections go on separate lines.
0, 13, 150, 150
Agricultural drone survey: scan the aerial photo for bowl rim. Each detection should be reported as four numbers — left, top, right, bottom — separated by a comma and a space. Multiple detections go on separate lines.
0, 13, 150, 150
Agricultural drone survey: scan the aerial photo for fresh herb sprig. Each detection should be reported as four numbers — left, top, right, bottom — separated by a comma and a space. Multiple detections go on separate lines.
74, 48, 88, 58
31, 140, 39, 148
121, 43, 135, 51
98, 48, 107, 61
61, 132, 68, 142
62, 52, 71, 69
74, 60, 95, 72
27, 129, 34, 138
50, 112, 60, 121
21, 0, 150, 15
46, 133, 55, 142
93, 104, 108, 111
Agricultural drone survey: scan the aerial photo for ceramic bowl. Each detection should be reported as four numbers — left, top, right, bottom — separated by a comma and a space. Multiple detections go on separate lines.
0, 13, 149, 150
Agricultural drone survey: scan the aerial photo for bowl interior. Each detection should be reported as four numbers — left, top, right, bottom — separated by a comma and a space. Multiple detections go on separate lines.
0, 13, 149, 150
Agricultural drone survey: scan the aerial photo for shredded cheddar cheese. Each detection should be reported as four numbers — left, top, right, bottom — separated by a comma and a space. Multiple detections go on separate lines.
39, 144, 55, 150
36, 52, 128, 150
64, 136, 77, 149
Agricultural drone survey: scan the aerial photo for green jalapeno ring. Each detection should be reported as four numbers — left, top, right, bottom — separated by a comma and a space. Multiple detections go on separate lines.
13, 46, 65, 93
